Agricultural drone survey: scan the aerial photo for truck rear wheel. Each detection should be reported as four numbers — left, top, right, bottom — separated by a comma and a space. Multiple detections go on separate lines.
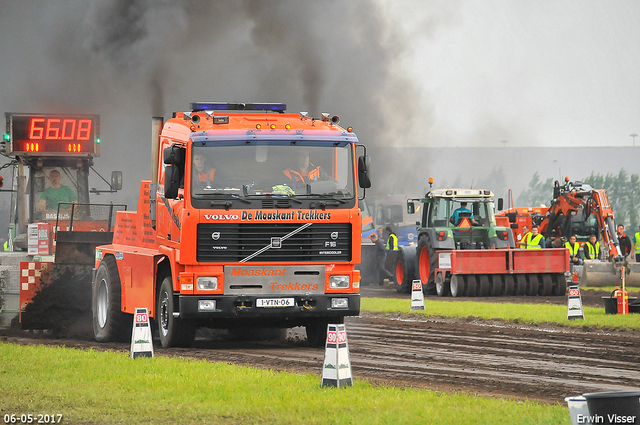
552, 274, 567, 296
417, 235, 437, 295
93, 256, 131, 343
450, 274, 466, 297
157, 276, 196, 348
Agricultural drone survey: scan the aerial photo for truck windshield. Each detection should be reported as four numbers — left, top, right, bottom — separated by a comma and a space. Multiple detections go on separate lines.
190, 142, 355, 200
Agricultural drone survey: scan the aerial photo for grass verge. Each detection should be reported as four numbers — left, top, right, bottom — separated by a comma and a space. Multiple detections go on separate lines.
361, 297, 640, 330
0, 342, 570, 425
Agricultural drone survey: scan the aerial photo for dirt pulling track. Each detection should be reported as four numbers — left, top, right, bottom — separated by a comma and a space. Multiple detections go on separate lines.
2, 285, 640, 404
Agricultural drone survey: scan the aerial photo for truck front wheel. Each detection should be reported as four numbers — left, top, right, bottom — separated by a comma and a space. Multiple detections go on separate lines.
306, 317, 344, 348
157, 276, 196, 348
93, 256, 131, 343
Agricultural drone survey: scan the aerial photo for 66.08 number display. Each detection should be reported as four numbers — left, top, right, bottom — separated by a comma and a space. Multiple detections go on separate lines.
6, 113, 99, 155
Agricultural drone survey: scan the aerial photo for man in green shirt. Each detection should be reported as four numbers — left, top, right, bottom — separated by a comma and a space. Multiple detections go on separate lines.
39, 169, 76, 211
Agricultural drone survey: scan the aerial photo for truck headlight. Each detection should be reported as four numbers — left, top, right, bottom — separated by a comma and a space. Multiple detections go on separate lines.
331, 298, 349, 309
198, 300, 216, 311
329, 275, 349, 289
197, 277, 218, 291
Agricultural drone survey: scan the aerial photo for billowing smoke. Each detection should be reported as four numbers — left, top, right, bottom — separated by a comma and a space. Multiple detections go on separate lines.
0, 0, 428, 206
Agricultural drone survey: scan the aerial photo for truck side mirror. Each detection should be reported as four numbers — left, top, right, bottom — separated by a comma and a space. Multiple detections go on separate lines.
111, 171, 122, 191
164, 165, 181, 199
407, 201, 415, 215
357, 155, 371, 189
497, 198, 503, 211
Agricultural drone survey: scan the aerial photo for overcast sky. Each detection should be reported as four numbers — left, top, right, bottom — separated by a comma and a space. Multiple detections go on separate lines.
1, 0, 639, 205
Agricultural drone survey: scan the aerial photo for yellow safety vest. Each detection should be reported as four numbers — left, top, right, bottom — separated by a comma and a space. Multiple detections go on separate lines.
564, 241, 580, 256
635, 232, 640, 254
524, 233, 543, 249
386, 233, 398, 251
2, 240, 8, 251
585, 241, 600, 259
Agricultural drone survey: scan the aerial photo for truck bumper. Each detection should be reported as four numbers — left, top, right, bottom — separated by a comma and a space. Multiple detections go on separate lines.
178, 293, 360, 324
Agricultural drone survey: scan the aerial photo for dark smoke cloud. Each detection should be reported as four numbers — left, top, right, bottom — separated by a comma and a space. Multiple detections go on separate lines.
0, 0, 426, 205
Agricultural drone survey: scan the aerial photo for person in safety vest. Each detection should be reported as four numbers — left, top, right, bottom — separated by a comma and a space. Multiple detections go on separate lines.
283, 149, 323, 190
585, 234, 602, 260
522, 225, 545, 249
385, 226, 398, 251
371, 232, 395, 285
2, 239, 8, 251
631, 225, 640, 262
517, 225, 531, 248
565, 235, 583, 265
192, 152, 216, 188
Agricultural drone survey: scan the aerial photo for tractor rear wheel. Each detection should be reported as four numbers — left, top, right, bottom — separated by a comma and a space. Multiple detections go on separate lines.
93, 256, 131, 343
395, 252, 414, 294
417, 235, 438, 295
450, 274, 466, 297
157, 276, 196, 348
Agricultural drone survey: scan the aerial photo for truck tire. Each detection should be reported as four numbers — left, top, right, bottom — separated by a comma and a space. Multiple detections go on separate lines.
450, 274, 466, 297
93, 256, 131, 343
306, 317, 343, 348
526, 274, 540, 296
503, 275, 515, 295
540, 274, 553, 296
157, 276, 196, 348
417, 235, 437, 295
435, 273, 450, 297
478, 275, 490, 296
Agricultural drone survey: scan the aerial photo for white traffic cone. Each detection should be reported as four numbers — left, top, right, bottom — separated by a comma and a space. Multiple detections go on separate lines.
321, 323, 353, 387
567, 285, 585, 320
411, 280, 425, 311
130, 307, 154, 358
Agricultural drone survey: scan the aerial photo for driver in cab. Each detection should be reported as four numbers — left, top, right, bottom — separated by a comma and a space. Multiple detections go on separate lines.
451, 202, 478, 226
39, 169, 77, 212
283, 149, 322, 188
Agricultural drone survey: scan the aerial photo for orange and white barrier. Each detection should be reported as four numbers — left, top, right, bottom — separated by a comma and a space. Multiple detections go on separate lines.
321, 324, 353, 387
411, 280, 425, 311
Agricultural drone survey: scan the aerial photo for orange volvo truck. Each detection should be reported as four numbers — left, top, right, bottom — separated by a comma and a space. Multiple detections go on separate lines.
92, 102, 371, 348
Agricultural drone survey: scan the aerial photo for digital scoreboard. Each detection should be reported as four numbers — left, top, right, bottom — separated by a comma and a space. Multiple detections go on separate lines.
5, 113, 100, 156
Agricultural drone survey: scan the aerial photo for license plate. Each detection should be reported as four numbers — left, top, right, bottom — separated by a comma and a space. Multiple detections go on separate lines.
256, 298, 294, 308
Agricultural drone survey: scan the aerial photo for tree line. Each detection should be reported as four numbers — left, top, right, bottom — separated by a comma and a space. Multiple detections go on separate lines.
517, 169, 640, 230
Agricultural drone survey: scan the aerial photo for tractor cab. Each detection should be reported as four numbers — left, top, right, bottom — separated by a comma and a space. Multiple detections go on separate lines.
408, 189, 514, 250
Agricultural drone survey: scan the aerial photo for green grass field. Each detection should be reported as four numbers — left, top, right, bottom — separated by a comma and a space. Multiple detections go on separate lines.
361, 296, 640, 330
0, 343, 570, 425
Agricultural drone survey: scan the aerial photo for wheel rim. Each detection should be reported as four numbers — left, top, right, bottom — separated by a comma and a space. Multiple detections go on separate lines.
436, 275, 443, 295
396, 261, 404, 286
96, 278, 108, 328
450, 275, 458, 297
419, 247, 430, 283
160, 290, 170, 336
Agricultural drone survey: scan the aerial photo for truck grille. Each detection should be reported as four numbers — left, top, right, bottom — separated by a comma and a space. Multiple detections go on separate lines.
197, 223, 352, 263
